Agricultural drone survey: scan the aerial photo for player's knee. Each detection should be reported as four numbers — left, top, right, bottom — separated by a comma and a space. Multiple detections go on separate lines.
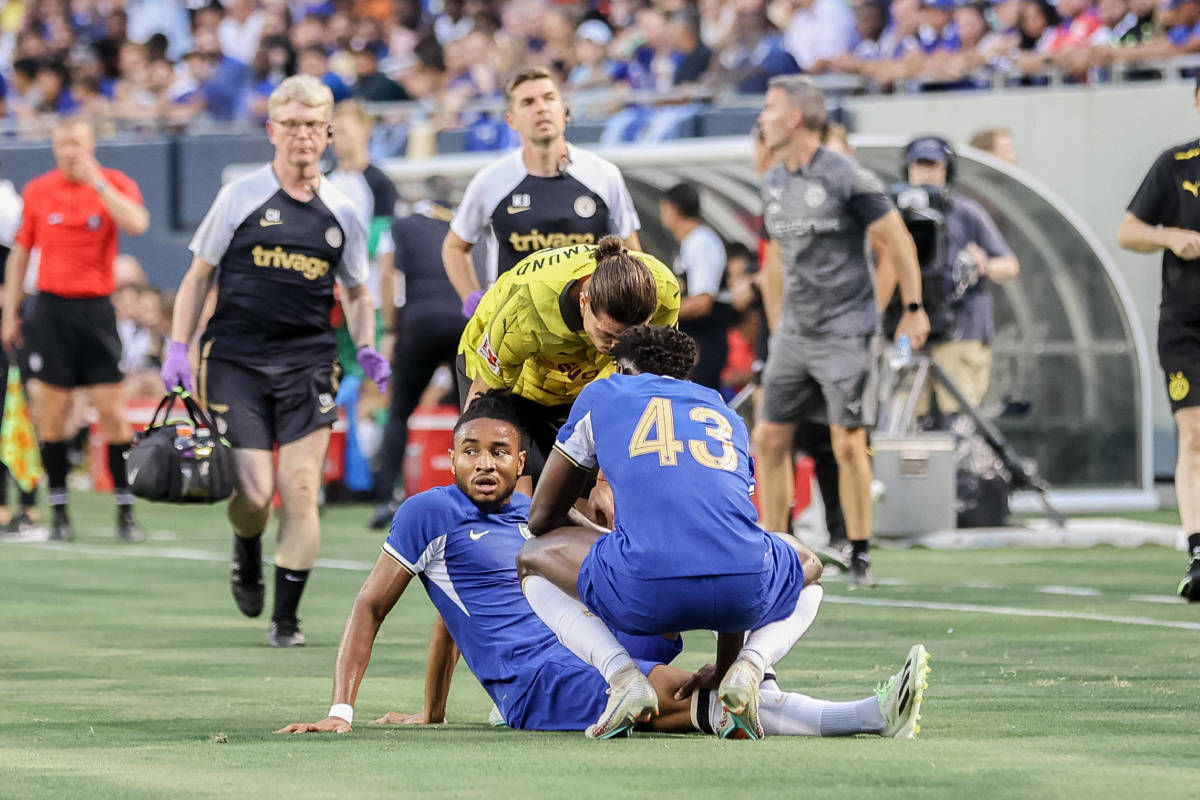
1179, 413, 1200, 454
752, 423, 790, 460
515, 538, 548, 580
802, 551, 823, 584
831, 434, 865, 469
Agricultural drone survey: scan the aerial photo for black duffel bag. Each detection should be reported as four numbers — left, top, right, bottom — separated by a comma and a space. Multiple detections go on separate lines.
127, 390, 234, 503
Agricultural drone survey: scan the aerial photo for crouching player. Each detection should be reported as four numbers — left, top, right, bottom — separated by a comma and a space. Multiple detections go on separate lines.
517, 325, 931, 739
276, 391, 927, 738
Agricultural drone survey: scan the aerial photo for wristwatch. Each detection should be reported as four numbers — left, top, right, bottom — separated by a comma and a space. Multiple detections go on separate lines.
905, 302, 922, 313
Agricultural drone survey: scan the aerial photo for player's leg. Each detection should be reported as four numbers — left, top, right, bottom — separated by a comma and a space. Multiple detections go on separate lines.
1174, 405, 1200, 601
34, 382, 74, 541
719, 533, 823, 739
829, 424, 874, 587
517, 529, 658, 737
794, 421, 848, 552
269, 425, 331, 646
753, 341, 811, 532
90, 382, 138, 541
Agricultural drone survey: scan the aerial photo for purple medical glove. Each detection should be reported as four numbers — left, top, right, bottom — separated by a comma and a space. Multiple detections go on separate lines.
357, 345, 391, 392
160, 340, 194, 394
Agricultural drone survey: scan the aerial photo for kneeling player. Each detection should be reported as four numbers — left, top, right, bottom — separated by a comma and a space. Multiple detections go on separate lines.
276, 391, 927, 738
518, 325, 930, 739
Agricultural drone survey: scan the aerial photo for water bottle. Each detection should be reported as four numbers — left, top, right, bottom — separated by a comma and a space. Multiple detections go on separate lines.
889, 334, 912, 370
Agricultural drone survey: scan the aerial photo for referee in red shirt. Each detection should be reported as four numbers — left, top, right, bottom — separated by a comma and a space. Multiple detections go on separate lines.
0, 117, 149, 542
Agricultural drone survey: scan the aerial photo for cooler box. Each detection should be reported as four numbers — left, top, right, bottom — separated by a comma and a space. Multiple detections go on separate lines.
873, 434, 956, 536
403, 405, 458, 495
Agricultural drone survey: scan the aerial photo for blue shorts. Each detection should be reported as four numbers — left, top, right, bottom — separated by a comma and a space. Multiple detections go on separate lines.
577, 532, 806, 636
506, 647, 662, 731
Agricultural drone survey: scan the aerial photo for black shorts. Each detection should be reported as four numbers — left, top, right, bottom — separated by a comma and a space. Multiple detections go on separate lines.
1158, 316, 1200, 412
455, 353, 571, 481
199, 353, 340, 450
25, 293, 123, 389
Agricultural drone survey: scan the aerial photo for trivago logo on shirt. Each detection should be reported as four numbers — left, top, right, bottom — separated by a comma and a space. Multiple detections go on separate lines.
250, 245, 331, 280
508, 229, 596, 253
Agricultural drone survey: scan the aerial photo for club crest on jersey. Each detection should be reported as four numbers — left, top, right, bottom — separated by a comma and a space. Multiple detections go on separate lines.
477, 334, 501, 375
85, 214, 102, 230
1170, 372, 1190, 402
47, 213, 63, 226
573, 195, 596, 218
804, 183, 827, 208
325, 226, 343, 248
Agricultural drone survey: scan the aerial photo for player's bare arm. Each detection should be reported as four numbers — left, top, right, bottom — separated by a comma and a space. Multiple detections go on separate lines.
621, 231, 642, 251
760, 238, 784, 333
275, 552, 412, 734
442, 229, 480, 301
372, 614, 460, 725
341, 283, 378, 351
1118, 212, 1200, 259
868, 208, 930, 348
79, 155, 149, 236
0, 243, 30, 350
527, 449, 594, 536
170, 257, 218, 344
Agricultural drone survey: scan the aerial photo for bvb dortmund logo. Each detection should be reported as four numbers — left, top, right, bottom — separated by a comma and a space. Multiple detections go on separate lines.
1169, 372, 1190, 403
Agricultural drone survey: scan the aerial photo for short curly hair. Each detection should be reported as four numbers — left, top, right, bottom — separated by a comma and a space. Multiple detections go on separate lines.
455, 389, 527, 450
609, 325, 697, 381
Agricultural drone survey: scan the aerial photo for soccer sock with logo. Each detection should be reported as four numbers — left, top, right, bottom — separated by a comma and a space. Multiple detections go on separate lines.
272, 566, 310, 623
521, 575, 635, 683
41, 440, 69, 513
690, 688, 883, 737
851, 539, 870, 561
107, 443, 133, 508
1188, 533, 1200, 560
738, 584, 824, 673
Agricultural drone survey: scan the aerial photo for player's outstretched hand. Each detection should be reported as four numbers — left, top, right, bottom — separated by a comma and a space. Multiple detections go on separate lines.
370, 710, 443, 725
274, 717, 352, 734
672, 664, 721, 700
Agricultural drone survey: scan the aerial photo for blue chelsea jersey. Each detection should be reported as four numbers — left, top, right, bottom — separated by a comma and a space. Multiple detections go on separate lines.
383, 486, 558, 716
554, 373, 768, 579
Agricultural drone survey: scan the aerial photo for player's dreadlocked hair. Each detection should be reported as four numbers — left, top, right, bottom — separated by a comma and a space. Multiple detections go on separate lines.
586, 235, 658, 326
454, 389, 528, 449
609, 325, 698, 381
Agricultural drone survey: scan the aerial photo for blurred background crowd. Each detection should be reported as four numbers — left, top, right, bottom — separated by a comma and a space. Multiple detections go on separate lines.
0, 0, 1196, 142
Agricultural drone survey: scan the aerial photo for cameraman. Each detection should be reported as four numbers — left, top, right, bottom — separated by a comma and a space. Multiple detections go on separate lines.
884, 137, 1019, 417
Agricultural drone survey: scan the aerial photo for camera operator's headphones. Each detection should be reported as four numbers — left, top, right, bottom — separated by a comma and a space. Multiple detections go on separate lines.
902, 136, 957, 184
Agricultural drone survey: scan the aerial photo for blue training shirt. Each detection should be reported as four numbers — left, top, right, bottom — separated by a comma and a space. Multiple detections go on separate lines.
383, 486, 560, 722
555, 373, 768, 579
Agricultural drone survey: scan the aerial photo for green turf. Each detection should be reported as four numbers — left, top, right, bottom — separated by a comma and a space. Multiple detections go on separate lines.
1, 494, 1197, 799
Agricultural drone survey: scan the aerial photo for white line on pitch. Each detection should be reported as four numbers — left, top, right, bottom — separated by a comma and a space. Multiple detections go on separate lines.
823, 595, 1200, 631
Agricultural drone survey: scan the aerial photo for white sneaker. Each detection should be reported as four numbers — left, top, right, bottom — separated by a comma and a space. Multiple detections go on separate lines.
585, 665, 659, 739
487, 704, 506, 727
877, 644, 931, 738
717, 657, 765, 740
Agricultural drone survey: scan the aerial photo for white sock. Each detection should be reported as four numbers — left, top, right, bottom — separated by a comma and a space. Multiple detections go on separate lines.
739, 584, 824, 672
760, 690, 886, 737
521, 575, 634, 683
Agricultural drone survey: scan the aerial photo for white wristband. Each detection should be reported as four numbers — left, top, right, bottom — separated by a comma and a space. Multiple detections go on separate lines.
328, 703, 354, 725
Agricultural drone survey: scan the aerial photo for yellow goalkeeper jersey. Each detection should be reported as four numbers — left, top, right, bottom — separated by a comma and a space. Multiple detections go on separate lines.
459, 243, 680, 406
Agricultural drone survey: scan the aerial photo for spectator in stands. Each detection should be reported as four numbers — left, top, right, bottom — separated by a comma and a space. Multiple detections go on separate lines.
34, 62, 77, 115
969, 126, 1019, 163
669, 9, 713, 86
660, 181, 733, 391
784, 0, 856, 73
352, 42, 409, 102
218, 0, 265, 66
298, 44, 353, 102
246, 36, 294, 121
1015, 0, 1062, 76
917, 0, 962, 55
708, 1, 800, 94
124, 0, 192, 61
434, 0, 474, 45
567, 20, 618, 90
1165, 0, 1200, 52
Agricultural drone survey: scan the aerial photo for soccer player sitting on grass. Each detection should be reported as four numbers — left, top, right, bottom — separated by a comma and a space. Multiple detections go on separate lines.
517, 325, 931, 739
276, 390, 928, 739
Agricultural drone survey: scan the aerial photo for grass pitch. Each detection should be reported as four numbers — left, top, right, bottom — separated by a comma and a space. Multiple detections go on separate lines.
1, 493, 1197, 799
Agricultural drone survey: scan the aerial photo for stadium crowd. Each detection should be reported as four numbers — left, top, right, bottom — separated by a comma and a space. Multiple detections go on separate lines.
0, 0, 1194, 141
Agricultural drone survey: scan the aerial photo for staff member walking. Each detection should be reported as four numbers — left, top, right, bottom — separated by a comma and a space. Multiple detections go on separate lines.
161, 75, 390, 646
443, 67, 642, 318
0, 117, 149, 543
1118, 83, 1200, 601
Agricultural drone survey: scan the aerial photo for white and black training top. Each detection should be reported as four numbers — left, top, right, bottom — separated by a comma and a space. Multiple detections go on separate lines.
190, 163, 368, 367
450, 143, 641, 283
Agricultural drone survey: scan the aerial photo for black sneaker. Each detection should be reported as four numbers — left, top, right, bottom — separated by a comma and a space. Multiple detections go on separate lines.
2, 511, 36, 534
268, 617, 306, 647
49, 508, 73, 542
1178, 557, 1200, 603
848, 555, 876, 590
116, 506, 142, 542
368, 501, 397, 530
230, 534, 265, 618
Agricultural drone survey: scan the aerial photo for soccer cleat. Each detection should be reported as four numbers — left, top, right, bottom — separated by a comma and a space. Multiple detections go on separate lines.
230, 534, 265, 618
368, 502, 398, 531
1178, 557, 1200, 602
877, 643, 931, 739
267, 618, 307, 647
585, 665, 659, 739
848, 555, 876, 590
812, 543, 851, 570
717, 657, 765, 740
49, 508, 73, 542
487, 704, 507, 727
116, 506, 142, 542
2, 512, 36, 534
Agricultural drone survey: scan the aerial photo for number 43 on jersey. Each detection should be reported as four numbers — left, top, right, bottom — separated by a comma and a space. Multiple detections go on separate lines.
627, 397, 738, 472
